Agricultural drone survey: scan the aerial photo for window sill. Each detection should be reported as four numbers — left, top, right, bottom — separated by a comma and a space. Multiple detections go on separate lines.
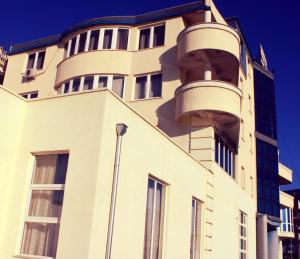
129, 97, 163, 103
14, 254, 53, 259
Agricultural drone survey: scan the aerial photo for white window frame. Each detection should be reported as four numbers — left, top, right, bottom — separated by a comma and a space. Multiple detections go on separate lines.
25, 50, 46, 73
280, 207, 294, 232
190, 198, 202, 259
18, 155, 67, 259
133, 72, 162, 100
21, 91, 38, 99
239, 211, 247, 259
137, 23, 165, 50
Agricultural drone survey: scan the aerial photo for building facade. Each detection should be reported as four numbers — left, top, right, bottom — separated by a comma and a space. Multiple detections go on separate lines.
0, 1, 287, 259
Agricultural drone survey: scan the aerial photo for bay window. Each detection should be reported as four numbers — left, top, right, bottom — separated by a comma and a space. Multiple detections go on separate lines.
20, 154, 69, 259
143, 177, 165, 259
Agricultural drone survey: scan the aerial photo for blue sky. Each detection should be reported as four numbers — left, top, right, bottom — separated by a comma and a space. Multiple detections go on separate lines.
2, 0, 300, 188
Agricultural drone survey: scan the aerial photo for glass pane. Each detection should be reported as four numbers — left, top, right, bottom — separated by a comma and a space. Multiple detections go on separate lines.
89, 30, 100, 51
139, 28, 150, 49
36, 51, 45, 69
63, 43, 68, 59
116, 29, 129, 50
150, 74, 162, 98
78, 32, 87, 53
72, 78, 80, 92
32, 154, 69, 184
64, 82, 70, 93
194, 201, 201, 259
112, 76, 124, 97
21, 222, 59, 257
153, 25, 165, 47
30, 92, 38, 99
143, 178, 155, 259
215, 135, 219, 163
135, 76, 147, 99
69, 38, 76, 56
83, 76, 94, 90
27, 54, 36, 69
98, 76, 108, 88
103, 30, 113, 49
28, 190, 64, 217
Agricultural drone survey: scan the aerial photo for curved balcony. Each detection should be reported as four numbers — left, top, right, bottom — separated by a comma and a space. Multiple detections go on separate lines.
55, 51, 131, 86
177, 23, 240, 67
175, 80, 242, 129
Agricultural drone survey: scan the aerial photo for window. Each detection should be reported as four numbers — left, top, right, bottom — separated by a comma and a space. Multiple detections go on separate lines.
280, 207, 293, 232
69, 37, 76, 56
190, 199, 202, 259
239, 211, 247, 259
139, 24, 165, 50
21, 91, 38, 99
215, 134, 235, 177
26, 51, 46, 70
143, 177, 165, 259
116, 29, 129, 50
20, 154, 69, 258
78, 32, 87, 53
89, 30, 100, 51
135, 73, 162, 100
57, 74, 125, 98
103, 29, 113, 49
83, 76, 94, 91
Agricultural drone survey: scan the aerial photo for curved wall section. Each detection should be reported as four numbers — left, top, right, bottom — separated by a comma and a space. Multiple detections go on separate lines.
177, 23, 240, 65
55, 51, 132, 86
175, 80, 242, 124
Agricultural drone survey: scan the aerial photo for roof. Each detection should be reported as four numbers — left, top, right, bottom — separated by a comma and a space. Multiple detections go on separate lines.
10, 1, 207, 55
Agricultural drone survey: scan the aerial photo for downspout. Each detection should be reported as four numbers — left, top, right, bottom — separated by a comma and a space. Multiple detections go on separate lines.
105, 123, 128, 259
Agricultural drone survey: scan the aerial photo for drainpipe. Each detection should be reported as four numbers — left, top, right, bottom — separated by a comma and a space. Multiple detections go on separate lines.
105, 123, 128, 259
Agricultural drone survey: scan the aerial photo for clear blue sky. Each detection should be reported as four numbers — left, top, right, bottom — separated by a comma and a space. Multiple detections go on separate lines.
2, 0, 299, 188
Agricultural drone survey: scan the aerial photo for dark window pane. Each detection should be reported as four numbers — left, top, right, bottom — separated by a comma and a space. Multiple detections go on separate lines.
72, 78, 80, 92
98, 76, 108, 88
139, 28, 150, 49
89, 30, 100, 51
150, 74, 162, 98
112, 76, 124, 97
83, 76, 94, 90
78, 32, 87, 53
31, 92, 38, 99
103, 30, 113, 49
116, 29, 129, 50
27, 53, 36, 69
153, 25, 165, 47
36, 51, 45, 69
135, 76, 147, 99
64, 82, 70, 93
69, 38, 76, 56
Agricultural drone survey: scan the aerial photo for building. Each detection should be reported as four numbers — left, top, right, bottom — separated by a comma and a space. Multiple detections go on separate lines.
0, 1, 288, 259
0, 47, 7, 84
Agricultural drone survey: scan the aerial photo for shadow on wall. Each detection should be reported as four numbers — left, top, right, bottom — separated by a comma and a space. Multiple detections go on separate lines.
159, 45, 179, 82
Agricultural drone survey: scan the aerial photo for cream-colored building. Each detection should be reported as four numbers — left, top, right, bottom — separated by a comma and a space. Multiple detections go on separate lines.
0, 1, 284, 259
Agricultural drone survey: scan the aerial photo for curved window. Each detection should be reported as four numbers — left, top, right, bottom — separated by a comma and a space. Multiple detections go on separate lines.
64, 28, 129, 59
57, 74, 125, 98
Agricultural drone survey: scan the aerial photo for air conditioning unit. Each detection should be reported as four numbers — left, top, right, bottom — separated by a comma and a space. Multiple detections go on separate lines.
24, 68, 36, 79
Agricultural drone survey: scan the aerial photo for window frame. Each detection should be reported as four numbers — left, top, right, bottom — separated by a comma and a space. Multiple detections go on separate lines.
25, 50, 46, 72
18, 154, 69, 259
239, 211, 247, 259
21, 91, 39, 100
134, 72, 162, 100
138, 23, 165, 50
190, 198, 202, 259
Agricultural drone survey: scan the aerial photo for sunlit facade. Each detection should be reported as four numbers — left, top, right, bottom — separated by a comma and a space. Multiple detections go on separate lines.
0, 1, 287, 259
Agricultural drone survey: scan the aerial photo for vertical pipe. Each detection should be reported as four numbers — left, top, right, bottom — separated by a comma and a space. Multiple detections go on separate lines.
105, 123, 128, 259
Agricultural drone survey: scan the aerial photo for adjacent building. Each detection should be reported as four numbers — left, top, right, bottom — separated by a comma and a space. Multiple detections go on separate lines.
0, 1, 291, 259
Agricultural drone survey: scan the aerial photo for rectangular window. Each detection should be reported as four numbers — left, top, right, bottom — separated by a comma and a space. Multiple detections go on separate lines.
20, 154, 69, 258
83, 76, 94, 90
153, 25, 165, 47
143, 178, 165, 259
135, 76, 147, 100
26, 51, 46, 70
134, 73, 162, 100
21, 91, 38, 99
240, 211, 247, 259
103, 29, 113, 49
69, 37, 76, 56
280, 207, 293, 232
78, 32, 87, 53
89, 30, 100, 51
190, 199, 201, 259
72, 78, 80, 92
98, 76, 108, 88
112, 76, 124, 97
139, 28, 151, 50
116, 29, 129, 50
64, 82, 70, 94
